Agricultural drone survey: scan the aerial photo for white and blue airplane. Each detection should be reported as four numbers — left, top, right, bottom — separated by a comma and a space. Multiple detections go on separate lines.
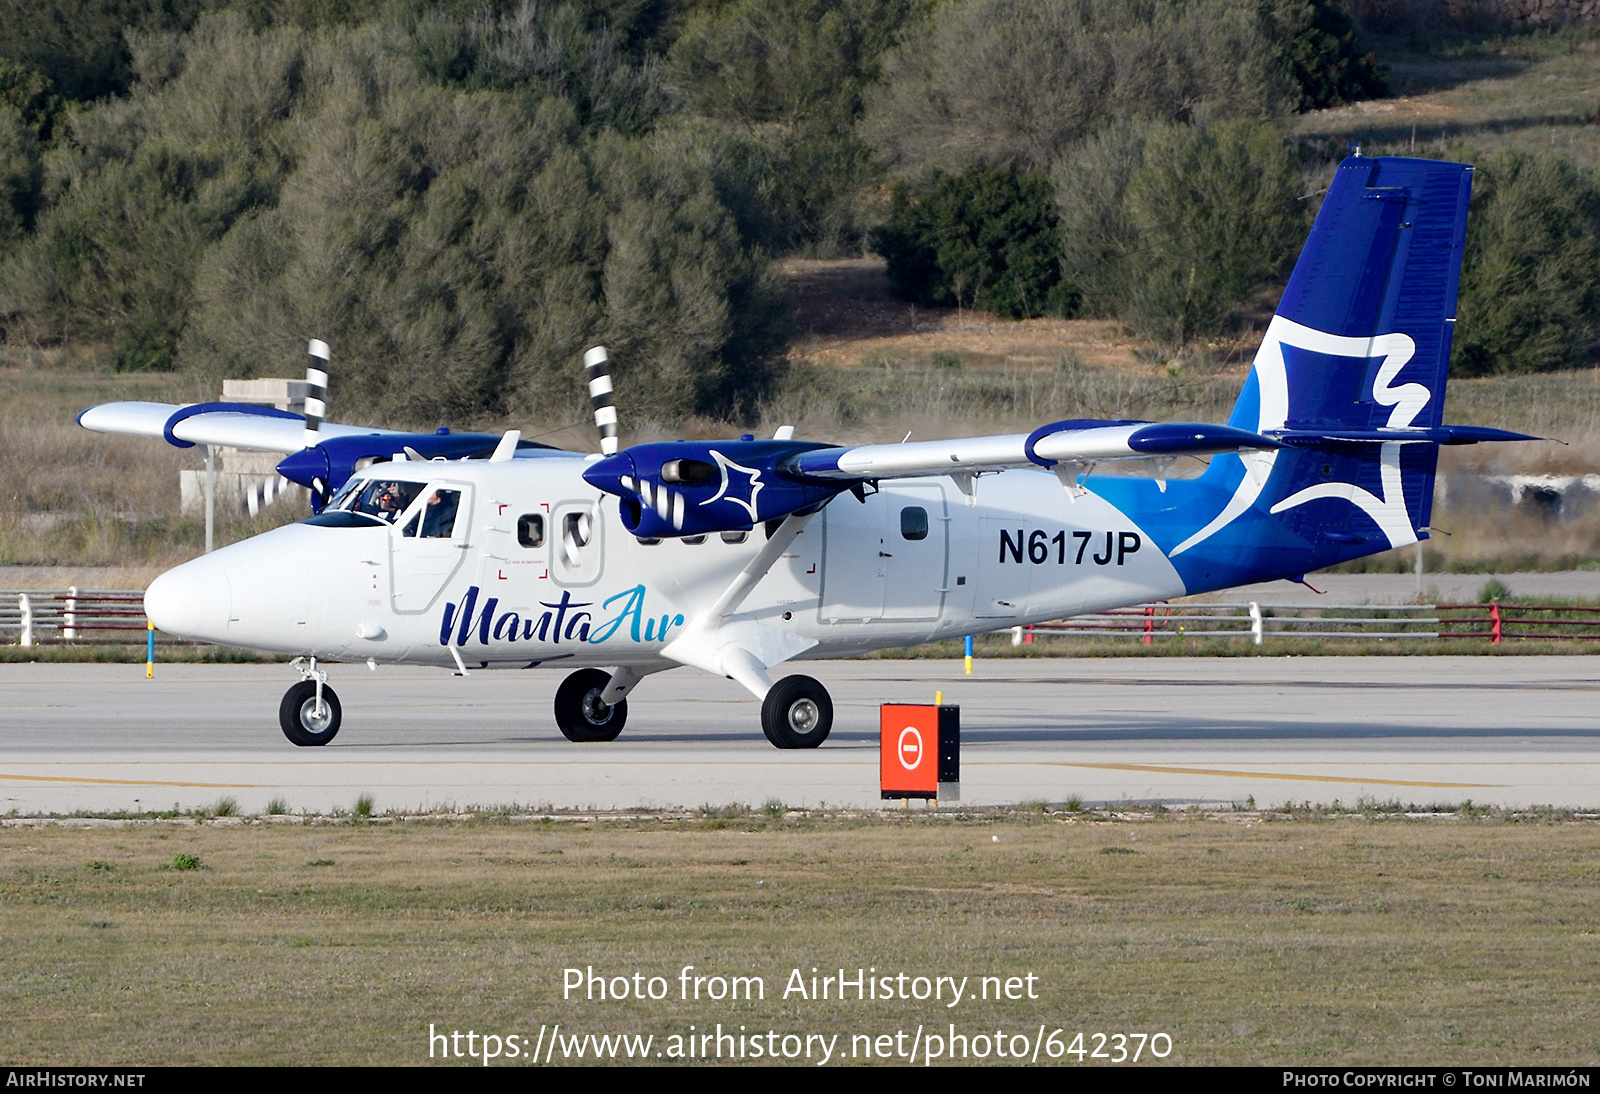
79, 154, 1533, 749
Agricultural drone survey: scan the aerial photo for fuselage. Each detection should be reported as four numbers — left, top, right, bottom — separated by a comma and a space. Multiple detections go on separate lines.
144, 449, 1191, 669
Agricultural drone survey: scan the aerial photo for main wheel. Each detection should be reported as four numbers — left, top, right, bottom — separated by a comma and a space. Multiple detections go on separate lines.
761, 674, 833, 749
279, 680, 342, 746
554, 668, 628, 742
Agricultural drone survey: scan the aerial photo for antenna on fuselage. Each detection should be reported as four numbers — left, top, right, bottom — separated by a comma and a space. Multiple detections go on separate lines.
584, 346, 619, 456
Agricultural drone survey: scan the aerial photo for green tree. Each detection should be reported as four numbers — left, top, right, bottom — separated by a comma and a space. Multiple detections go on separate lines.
667, 0, 916, 253
867, 0, 1295, 175
1057, 120, 1305, 345
1262, 0, 1387, 112
872, 162, 1070, 319
0, 0, 215, 102
0, 61, 65, 144
1453, 151, 1600, 376
407, 1, 671, 137
0, 10, 789, 419
0, 108, 43, 246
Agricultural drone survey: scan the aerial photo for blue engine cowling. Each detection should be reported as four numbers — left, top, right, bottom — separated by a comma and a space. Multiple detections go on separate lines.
277, 431, 534, 510
583, 440, 851, 538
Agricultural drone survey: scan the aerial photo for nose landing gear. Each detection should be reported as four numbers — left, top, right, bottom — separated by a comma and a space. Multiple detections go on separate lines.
281, 657, 341, 746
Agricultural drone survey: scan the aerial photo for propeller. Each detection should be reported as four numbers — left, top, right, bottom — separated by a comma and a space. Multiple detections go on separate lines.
303, 339, 330, 505
584, 346, 618, 456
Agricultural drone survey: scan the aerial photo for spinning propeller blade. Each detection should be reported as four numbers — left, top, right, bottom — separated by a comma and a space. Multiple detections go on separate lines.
303, 339, 329, 450
584, 346, 618, 456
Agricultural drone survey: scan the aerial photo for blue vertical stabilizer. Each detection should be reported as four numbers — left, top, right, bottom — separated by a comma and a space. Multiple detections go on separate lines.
1096, 155, 1477, 593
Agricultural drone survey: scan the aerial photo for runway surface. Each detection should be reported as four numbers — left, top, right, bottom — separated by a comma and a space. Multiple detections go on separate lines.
2, 657, 1598, 814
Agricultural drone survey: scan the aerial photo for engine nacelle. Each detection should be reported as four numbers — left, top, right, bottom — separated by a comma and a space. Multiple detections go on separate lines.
583, 440, 849, 538
276, 431, 507, 509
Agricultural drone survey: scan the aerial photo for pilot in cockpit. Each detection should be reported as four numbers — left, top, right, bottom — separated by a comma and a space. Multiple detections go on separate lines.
345, 479, 421, 521
376, 483, 405, 521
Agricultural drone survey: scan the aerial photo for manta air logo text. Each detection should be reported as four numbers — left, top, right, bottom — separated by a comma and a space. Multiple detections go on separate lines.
439, 585, 686, 647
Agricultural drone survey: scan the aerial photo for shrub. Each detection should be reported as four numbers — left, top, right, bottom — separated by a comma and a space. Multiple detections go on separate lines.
1264, 0, 1388, 112
668, 0, 916, 254
1453, 151, 1600, 377
873, 162, 1071, 319
1057, 120, 1305, 345
867, 0, 1294, 175
0, 11, 788, 423
0, 107, 41, 245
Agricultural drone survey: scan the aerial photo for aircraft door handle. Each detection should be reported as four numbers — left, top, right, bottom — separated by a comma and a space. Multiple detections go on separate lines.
879, 551, 892, 557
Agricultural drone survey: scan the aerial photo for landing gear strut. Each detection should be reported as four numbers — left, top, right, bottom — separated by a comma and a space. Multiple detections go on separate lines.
280, 658, 341, 746
554, 668, 628, 742
761, 674, 832, 749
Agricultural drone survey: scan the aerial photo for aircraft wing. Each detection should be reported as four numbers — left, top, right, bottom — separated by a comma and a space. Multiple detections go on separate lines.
785, 420, 1283, 480
78, 401, 408, 453
583, 418, 1290, 537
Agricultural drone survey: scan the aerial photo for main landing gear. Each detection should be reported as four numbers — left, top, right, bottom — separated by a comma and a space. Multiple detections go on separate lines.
549, 667, 832, 749
761, 674, 833, 749
554, 668, 628, 742
280, 658, 341, 746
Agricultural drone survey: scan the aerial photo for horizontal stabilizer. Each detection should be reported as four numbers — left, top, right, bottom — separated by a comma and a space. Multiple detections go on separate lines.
1268, 425, 1541, 447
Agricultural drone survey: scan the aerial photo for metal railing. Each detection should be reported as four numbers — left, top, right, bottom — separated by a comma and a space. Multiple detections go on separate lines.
1006, 601, 1600, 645
1, 589, 148, 646
6, 591, 1598, 649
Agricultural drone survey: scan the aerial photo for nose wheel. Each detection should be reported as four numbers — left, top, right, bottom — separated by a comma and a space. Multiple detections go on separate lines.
554, 668, 628, 742
761, 674, 832, 749
280, 679, 342, 746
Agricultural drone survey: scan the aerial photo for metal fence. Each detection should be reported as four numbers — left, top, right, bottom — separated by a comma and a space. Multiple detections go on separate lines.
0, 589, 148, 646
3, 590, 1596, 648
1005, 601, 1600, 645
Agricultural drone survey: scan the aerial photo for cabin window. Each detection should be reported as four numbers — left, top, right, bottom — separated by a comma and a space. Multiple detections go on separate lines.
721, 530, 748, 544
683, 535, 707, 545
636, 536, 662, 546
517, 514, 545, 548
900, 506, 929, 541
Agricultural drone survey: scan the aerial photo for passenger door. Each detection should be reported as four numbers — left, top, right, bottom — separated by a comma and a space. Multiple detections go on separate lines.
390, 481, 473, 613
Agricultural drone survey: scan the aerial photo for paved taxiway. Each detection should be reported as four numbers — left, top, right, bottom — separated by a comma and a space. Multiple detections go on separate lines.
1, 658, 1597, 814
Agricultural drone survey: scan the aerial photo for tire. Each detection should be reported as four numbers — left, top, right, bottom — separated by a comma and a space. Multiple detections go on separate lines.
280, 680, 342, 746
554, 668, 628, 742
761, 674, 833, 749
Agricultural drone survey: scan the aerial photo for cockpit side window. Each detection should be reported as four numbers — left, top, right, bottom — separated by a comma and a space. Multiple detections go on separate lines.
419, 489, 461, 538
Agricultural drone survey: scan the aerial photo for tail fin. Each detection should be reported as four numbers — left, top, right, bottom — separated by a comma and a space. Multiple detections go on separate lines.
1169, 155, 1474, 583
1227, 155, 1472, 436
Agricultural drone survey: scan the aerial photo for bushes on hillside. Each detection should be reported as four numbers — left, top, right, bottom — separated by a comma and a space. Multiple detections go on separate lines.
0, 12, 788, 421
1057, 120, 1306, 345
1454, 151, 1600, 377
872, 163, 1070, 319
865, 0, 1296, 175
0, 109, 42, 245
667, 0, 915, 254
1268, 0, 1388, 112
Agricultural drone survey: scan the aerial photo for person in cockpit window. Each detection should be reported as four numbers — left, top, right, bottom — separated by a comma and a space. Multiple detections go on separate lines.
419, 489, 460, 538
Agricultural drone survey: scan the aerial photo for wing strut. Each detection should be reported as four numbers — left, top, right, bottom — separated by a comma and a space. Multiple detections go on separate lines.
658, 512, 819, 699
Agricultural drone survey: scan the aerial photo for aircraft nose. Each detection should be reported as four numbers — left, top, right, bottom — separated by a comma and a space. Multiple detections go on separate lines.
144, 560, 229, 640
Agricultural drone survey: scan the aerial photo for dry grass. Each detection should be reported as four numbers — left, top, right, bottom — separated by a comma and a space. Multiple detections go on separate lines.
1297, 26, 1600, 171
0, 813, 1597, 1065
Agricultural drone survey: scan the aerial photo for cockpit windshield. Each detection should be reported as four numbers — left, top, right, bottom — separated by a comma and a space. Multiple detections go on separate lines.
336, 479, 425, 524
